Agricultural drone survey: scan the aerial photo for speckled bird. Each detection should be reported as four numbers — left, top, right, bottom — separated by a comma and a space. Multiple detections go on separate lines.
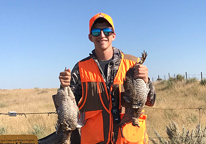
52, 85, 79, 143
119, 51, 149, 127
38, 84, 80, 144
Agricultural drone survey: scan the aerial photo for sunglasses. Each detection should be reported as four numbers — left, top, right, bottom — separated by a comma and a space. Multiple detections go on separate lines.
91, 28, 113, 36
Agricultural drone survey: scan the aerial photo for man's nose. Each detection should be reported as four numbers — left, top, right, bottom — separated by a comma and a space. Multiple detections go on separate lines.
99, 30, 106, 37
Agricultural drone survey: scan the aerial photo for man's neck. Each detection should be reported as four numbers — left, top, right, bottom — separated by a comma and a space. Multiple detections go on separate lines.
95, 47, 113, 61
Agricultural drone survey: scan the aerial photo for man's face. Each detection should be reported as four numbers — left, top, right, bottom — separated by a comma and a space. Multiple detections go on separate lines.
89, 22, 116, 51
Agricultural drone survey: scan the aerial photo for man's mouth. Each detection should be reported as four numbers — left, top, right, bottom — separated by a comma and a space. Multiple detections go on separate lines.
98, 40, 107, 44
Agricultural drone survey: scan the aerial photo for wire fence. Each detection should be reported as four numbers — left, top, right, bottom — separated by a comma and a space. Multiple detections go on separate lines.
1, 107, 205, 125
146, 107, 206, 125
0, 107, 206, 141
152, 72, 206, 82
1, 107, 205, 118
0, 111, 56, 117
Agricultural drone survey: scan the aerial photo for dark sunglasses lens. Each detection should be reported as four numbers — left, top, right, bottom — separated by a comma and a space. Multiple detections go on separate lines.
91, 28, 113, 36
91, 29, 101, 36
103, 28, 113, 36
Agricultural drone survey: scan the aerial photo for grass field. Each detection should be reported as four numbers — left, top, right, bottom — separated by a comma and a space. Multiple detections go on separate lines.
0, 88, 57, 138
146, 79, 206, 141
0, 78, 206, 142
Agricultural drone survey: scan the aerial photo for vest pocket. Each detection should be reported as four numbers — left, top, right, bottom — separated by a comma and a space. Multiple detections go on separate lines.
81, 110, 104, 144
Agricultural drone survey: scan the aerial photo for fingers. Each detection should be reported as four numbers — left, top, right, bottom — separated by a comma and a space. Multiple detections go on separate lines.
134, 64, 148, 83
59, 68, 71, 87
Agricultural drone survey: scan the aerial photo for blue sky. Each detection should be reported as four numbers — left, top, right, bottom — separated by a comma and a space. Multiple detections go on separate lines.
1, 0, 206, 89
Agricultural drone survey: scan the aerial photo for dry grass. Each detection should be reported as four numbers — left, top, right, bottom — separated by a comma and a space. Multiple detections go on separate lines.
146, 80, 206, 139
0, 80, 206, 141
0, 88, 58, 138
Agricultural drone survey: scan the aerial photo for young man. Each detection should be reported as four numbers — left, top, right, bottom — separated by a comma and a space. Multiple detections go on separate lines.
59, 13, 156, 144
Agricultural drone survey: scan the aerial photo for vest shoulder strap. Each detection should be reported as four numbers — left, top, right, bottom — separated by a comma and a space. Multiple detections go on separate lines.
123, 53, 140, 63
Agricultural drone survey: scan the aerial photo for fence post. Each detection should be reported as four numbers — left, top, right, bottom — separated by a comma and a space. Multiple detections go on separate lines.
168, 73, 170, 79
185, 72, 187, 81
201, 72, 202, 81
199, 108, 202, 125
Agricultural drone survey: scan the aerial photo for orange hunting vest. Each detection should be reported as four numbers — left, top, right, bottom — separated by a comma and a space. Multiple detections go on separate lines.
78, 53, 149, 144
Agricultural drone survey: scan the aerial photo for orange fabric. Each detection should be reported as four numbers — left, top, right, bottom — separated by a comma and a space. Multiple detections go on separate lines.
89, 12, 115, 32
113, 53, 139, 84
116, 114, 148, 144
81, 110, 104, 144
79, 59, 104, 82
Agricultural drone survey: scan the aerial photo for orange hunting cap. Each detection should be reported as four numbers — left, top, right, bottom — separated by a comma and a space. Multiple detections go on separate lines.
89, 13, 115, 33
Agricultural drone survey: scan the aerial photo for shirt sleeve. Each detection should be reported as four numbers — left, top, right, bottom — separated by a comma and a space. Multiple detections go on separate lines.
70, 63, 82, 104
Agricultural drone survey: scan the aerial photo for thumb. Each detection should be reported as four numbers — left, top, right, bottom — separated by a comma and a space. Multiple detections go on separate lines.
64, 67, 71, 73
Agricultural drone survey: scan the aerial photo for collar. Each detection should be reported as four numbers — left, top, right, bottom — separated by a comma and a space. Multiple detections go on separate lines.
90, 47, 122, 61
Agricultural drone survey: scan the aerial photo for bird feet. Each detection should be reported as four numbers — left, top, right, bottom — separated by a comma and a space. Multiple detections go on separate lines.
139, 51, 147, 64
132, 117, 140, 127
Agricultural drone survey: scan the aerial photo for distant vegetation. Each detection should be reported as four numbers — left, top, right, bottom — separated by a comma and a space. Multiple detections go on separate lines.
157, 74, 206, 86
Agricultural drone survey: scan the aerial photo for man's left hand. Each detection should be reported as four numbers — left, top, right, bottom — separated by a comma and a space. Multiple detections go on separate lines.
133, 63, 148, 83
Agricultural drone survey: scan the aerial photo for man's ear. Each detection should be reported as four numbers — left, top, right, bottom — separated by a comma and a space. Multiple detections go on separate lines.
112, 32, 116, 41
88, 34, 93, 42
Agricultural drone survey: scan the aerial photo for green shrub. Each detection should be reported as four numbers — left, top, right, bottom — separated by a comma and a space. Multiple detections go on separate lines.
176, 74, 185, 81
200, 79, 206, 86
37, 90, 48, 94
0, 103, 6, 108
0, 126, 6, 134
34, 87, 39, 91
29, 125, 45, 139
166, 78, 175, 89
186, 114, 198, 124
160, 80, 166, 85
186, 78, 198, 84
150, 121, 206, 144
157, 77, 162, 81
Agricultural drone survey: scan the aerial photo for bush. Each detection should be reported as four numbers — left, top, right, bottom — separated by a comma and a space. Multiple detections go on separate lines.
150, 121, 206, 144
0, 103, 6, 108
157, 77, 162, 81
37, 90, 48, 94
186, 78, 198, 84
29, 125, 45, 139
200, 79, 206, 86
0, 126, 6, 134
176, 74, 185, 81
166, 78, 175, 89
34, 87, 39, 91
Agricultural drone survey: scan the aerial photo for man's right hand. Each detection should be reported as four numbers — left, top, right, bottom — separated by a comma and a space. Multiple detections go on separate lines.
59, 68, 71, 87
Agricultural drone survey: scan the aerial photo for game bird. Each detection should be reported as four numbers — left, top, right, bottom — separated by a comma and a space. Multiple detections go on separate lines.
119, 51, 150, 127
